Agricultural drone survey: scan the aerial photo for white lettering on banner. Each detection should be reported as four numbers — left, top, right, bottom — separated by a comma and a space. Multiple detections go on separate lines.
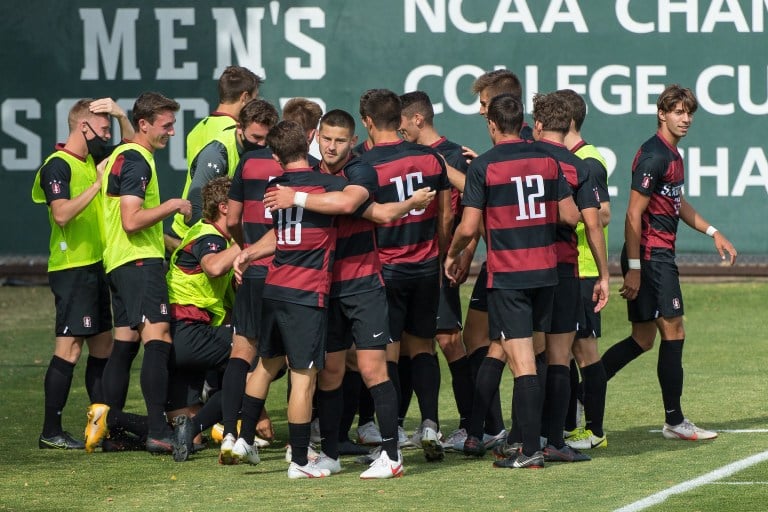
696, 65, 768, 115
212, 8, 267, 79
404, 65, 485, 115
732, 148, 768, 195
80, 8, 141, 80
404, 0, 588, 33
616, 0, 768, 33
155, 8, 198, 80
687, 148, 731, 196
1, 99, 41, 170
284, 7, 326, 80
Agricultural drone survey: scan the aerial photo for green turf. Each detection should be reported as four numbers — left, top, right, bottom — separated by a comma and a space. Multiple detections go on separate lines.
0, 281, 766, 512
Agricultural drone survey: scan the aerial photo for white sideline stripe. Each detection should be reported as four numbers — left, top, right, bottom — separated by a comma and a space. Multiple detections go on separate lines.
648, 429, 768, 433
710, 481, 768, 485
614, 450, 768, 512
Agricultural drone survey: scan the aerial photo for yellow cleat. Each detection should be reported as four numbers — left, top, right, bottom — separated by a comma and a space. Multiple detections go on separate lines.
84, 403, 110, 453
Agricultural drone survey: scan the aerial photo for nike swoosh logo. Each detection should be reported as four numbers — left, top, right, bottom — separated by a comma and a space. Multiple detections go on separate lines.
470, 298, 479, 302
373, 332, 383, 338
392, 464, 402, 475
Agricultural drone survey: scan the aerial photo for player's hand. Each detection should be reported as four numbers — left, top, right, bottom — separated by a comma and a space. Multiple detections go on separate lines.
89, 98, 126, 119
263, 184, 296, 212
95, 158, 107, 184
592, 276, 610, 313
713, 232, 737, 266
232, 251, 250, 285
410, 187, 436, 210
619, 269, 641, 301
462, 145, 478, 163
452, 245, 474, 285
444, 252, 461, 286
256, 414, 275, 442
171, 198, 192, 221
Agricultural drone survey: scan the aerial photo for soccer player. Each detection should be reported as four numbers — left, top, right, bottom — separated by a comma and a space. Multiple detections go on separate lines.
531, 91, 609, 463
166, 66, 262, 250
445, 93, 579, 469
282, 97, 323, 165
85, 92, 191, 455
605, 84, 736, 440
359, 89, 452, 462
398, 90, 476, 449
557, 89, 611, 450
32, 98, 132, 449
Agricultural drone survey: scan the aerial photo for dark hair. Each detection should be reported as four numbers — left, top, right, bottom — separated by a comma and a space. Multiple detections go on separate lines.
238, 99, 279, 129
472, 69, 523, 102
267, 121, 308, 164
359, 89, 401, 130
556, 89, 586, 131
487, 94, 523, 135
532, 92, 570, 134
132, 92, 180, 127
320, 109, 356, 133
657, 84, 698, 127
282, 98, 323, 133
201, 176, 231, 222
400, 91, 434, 125
218, 66, 262, 103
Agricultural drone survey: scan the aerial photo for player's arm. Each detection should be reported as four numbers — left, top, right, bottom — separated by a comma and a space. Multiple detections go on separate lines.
265, 184, 369, 215
232, 230, 277, 283
679, 196, 737, 265
557, 195, 580, 228
619, 189, 651, 301
186, 143, 229, 227
200, 243, 242, 278
226, 199, 245, 247
49, 166, 104, 227
363, 187, 436, 224
120, 195, 190, 234
437, 188, 453, 258
599, 201, 611, 227
89, 98, 134, 140
445, 206, 481, 285
581, 206, 610, 311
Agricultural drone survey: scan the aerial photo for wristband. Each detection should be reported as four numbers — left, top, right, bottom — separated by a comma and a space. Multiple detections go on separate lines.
706, 226, 718, 237
294, 191, 308, 208
628, 259, 641, 270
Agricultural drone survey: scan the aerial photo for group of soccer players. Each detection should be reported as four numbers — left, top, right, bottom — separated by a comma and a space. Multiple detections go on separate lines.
32, 64, 737, 479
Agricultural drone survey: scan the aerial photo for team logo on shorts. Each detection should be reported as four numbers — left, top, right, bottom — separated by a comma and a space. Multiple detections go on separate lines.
160, 303, 168, 315
83, 316, 92, 328
672, 297, 681, 310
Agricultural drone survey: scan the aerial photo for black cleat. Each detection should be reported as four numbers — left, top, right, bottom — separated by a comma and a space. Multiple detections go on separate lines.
492, 441, 521, 460
462, 435, 486, 457
146, 436, 174, 454
338, 439, 373, 456
102, 431, 146, 452
493, 450, 545, 469
543, 444, 591, 462
39, 431, 85, 450
172, 415, 194, 462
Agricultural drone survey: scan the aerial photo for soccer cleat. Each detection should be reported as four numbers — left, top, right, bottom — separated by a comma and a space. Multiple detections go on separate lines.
662, 419, 718, 441
146, 436, 175, 454
421, 420, 444, 462
172, 415, 194, 462
397, 426, 410, 448
313, 452, 342, 474
360, 449, 404, 479
310, 417, 322, 444
84, 403, 110, 453
442, 428, 467, 450
564, 427, 581, 439
338, 439, 372, 456
39, 431, 85, 450
492, 441, 522, 460
211, 421, 270, 448
219, 433, 237, 465
493, 450, 545, 469
285, 443, 319, 463
403, 424, 423, 449
462, 435, 486, 457
483, 429, 507, 449
287, 460, 331, 479
357, 421, 383, 445
102, 431, 145, 452
543, 444, 591, 462
232, 437, 260, 465
565, 428, 607, 450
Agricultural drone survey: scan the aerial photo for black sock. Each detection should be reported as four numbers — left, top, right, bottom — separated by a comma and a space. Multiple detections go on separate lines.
448, 356, 473, 431
535, 352, 548, 437
221, 357, 250, 437
544, 364, 570, 449
317, 387, 342, 459
658, 340, 685, 426
101, 340, 139, 409
340, 370, 362, 441
191, 390, 223, 437
42, 356, 75, 437
397, 355, 412, 424
581, 361, 607, 437
468, 357, 504, 439
508, 396, 521, 444
239, 394, 265, 445
514, 375, 542, 457
411, 353, 440, 427
289, 422, 312, 466
603, 336, 645, 381
387, 361, 402, 426
468, 347, 503, 435
85, 355, 108, 404
140, 340, 172, 438
107, 409, 148, 438
358, 384, 375, 427
370, 380, 399, 461
565, 359, 580, 432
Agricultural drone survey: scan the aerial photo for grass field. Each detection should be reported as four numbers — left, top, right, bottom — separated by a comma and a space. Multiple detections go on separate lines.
1, 281, 767, 512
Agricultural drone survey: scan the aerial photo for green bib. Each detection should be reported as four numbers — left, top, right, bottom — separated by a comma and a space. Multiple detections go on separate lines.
574, 143, 608, 278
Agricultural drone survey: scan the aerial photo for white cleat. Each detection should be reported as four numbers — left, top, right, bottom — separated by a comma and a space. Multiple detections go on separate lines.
313, 452, 342, 474
360, 449, 404, 479
219, 433, 237, 465
231, 437, 260, 465
357, 421, 383, 445
662, 419, 717, 441
287, 460, 332, 479
285, 443, 320, 463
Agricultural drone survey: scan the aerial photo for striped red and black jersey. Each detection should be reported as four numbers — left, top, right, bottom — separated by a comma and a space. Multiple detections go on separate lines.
463, 139, 572, 290
352, 139, 372, 158
431, 137, 469, 232
361, 140, 450, 280
631, 132, 684, 262
228, 147, 283, 279
263, 168, 347, 308
324, 158, 385, 298
532, 139, 601, 276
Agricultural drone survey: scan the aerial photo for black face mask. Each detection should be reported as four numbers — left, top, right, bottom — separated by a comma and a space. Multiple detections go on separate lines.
84, 122, 112, 163
240, 133, 265, 154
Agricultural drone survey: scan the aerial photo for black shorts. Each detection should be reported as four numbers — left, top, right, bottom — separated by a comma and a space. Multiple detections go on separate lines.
232, 277, 265, 340
385, 274, 439, 340
621, 254, 684, 322
488, 286, 555, 340
169, 321, 232, 371
437, 275, 463, 332
48, 262, 112, 337
576, 278, 602, 339
260, 299, 327, 370
108, 260, 170, 329
549, 275, 585, 334
468, 261, 488, 312
167, 366, 214, 410
327, 288, 391, 352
